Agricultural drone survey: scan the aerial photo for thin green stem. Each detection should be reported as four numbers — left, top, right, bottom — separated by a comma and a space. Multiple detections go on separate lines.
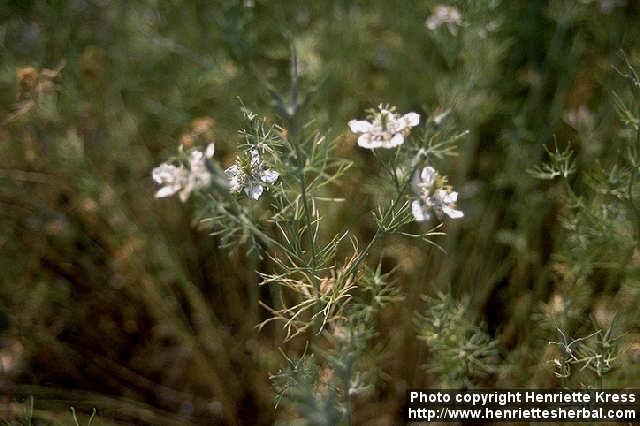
289, 118, 320, 295
345, 163, 419, 278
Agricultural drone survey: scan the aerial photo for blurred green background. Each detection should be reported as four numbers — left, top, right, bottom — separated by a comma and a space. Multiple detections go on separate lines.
1, 0, 640, 424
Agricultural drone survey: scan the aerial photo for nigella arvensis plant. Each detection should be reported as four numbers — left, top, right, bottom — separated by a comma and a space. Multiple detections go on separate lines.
150, 51, 467, 423
225, 149, 279, 200
348, 105, 420, 149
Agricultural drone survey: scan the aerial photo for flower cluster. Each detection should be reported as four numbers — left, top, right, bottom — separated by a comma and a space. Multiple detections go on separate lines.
425, 5, 462, 34
225, 149, 279, 200
153, 116, 281, 204
411, 166, 463, 221
152, 143, 215, 202
348, 105, 463, 223
348, 106, 420, 150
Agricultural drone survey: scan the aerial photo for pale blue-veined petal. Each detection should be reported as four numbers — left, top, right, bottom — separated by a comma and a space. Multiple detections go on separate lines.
411, 199, 432, 222
402, 112, 420, 127
205, 143, 215, 159
445, 190, 458, 204
260, 169, 279, 183
250, 149, 261, 167
155, 185, 180, 198
245, 182, 264, 200
442, 205, 464, 219
383, 132, 405, 148
348, 120, 374, 134
357, 134, 380, 150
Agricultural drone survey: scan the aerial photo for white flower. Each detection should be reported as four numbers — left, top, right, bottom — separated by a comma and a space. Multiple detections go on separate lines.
434, 188, 464, 219
411, 166, 463, 221
348, 106, 420, 150
425, 5, 462, 34
225, 149, 279, 200
152, 143, 215, 202
152, 163, 189, 199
